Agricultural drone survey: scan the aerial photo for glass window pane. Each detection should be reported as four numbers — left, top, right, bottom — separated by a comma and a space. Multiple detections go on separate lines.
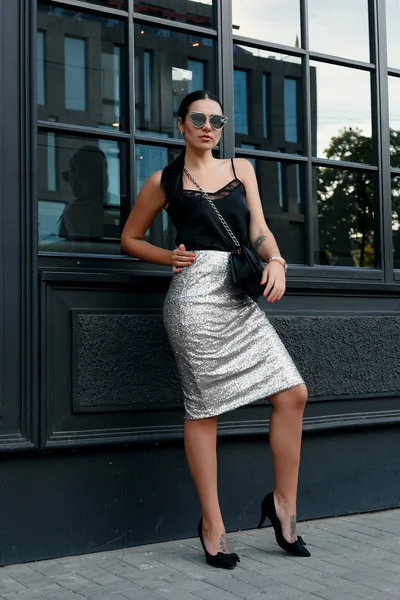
135, 145, 181, 247
187, 60, 204, 93
134, 0, 215, 29
47, 132, 56, 192
234, 70, 249, 134
314, 167, 376, 268
310, 62, 372, 162
37, 31, 45, 105
101, 45, 121, 126
83, 0, 127, 7
234, 46, 303, 154
136, 146, 167, 196
135, 24, 216, 138
38, 133, 127, 255
389, 76, 400, 168
262, 74, 268, 138
232, 0, 301, 48
284, 78, 299, 143
386, 0, 400, 68
308, 0, 370, 62
393, 175, 400, 269
238, 157, 305, 265
65, 37, 86, 111
241, 144, 256, 170
138, 51, 148, 129
37, 4, 126, 130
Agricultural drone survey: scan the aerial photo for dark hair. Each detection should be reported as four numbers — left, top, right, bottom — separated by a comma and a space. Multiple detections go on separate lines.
161, 90, 224, 204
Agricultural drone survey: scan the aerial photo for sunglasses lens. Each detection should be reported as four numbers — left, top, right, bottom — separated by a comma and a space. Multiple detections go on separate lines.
210, 116, 226, 129
190, 112, 206, 127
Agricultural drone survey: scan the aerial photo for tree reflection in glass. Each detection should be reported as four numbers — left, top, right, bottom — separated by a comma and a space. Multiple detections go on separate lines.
316, 128, 400, 269
315, 129, 377, 268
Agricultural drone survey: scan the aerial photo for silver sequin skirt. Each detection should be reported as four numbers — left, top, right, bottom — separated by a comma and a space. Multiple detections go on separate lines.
163, 250, 304, 420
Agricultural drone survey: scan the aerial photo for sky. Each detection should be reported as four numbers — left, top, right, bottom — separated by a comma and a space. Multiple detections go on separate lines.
231, 0, 400, 157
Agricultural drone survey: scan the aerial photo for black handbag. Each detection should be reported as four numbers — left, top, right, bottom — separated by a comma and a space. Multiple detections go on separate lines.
230, 245, 265, 301
183, 168, 266, 300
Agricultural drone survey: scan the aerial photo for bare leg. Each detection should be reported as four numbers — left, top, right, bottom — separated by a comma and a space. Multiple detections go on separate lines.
268, 383, 308, 543
184, 417, 229, 555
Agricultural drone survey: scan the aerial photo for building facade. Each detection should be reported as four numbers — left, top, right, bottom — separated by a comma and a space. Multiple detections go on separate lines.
1, 0, 400, 565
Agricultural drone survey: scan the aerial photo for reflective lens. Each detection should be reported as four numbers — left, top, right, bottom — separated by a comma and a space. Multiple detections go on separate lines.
210, 114, 228, 129
189, 112, 207, 127
188, 112, 228, 130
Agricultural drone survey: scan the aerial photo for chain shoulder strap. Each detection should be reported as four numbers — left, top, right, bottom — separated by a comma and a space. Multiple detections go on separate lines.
183, 167, 242, 253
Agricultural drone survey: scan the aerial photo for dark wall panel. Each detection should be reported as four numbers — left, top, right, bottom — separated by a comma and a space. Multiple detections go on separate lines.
275, 316, 400, 397
41, 275, 400, 448
41, 274, 189, 448
0, 423, 399, 566
74, 313, 183, 409
74, 312, 400, 409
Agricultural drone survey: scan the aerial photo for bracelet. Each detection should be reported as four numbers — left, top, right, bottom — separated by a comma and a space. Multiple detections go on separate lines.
268, 256, 287, 273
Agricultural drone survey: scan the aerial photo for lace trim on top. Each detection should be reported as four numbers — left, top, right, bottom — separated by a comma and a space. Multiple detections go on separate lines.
182, 178, 243, 200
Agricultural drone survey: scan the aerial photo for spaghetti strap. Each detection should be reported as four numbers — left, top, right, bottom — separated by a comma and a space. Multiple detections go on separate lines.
231, 158, 237, 179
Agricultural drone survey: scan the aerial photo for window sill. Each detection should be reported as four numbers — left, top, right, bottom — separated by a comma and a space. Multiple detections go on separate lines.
38, 253, 400, 292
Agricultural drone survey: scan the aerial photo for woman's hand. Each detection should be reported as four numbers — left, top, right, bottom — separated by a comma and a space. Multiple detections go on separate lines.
261, 261, 286, 302
172, 244, 196, 273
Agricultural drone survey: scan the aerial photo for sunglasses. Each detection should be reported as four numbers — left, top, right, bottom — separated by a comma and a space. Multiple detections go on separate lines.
188, 112, 228, 130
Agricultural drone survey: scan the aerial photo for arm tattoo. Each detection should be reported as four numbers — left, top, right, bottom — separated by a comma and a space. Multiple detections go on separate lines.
254, 234, 267, 250
290, 515, 297, 543
219, 531, 229, 554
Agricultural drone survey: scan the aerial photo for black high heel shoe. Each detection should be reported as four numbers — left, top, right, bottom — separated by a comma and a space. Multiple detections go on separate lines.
198, 518, 240, 569
258, 492, 311, 557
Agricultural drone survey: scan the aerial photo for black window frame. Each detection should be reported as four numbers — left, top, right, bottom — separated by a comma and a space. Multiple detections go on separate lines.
35, 0, 400, 291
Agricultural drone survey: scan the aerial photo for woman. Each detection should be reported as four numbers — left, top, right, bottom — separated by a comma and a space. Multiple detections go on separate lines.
121, 90, 310, 569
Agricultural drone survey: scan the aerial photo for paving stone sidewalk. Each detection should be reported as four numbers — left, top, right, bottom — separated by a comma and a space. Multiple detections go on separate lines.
2, 509, 400, 600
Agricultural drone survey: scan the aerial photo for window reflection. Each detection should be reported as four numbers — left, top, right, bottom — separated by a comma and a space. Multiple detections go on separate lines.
134, 0, 215, 29
314, 167, 376, 268
65, 37, 86, 111
232, 0, 301, 48
37, 4, 126, 130
135, 145, 181, 247
393, 175, 400, 269
47, 132, 56, 192
241, 144, 256, 170
187, 60, 205, 92
135, 24, 215, 138
234, 46, 303, 154
239, 157, 305, 264
284, 78, 299, 143
136, 145, 168, 196
310, 61, 372, 162
38, 133, 126, 254
37, 31, 45, 105
389, 76, 400, 168
262, 75, 268, 138
84, 0, 127, 7
234, 70, 249, 134
308, 0, 370, 62
172, 63, 205, 137
386, 0, 400, 68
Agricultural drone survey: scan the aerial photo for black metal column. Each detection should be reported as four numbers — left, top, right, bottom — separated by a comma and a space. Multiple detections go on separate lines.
0, 0, 38, 451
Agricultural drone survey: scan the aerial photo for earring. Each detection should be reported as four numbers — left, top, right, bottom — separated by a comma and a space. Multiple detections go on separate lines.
180, 130, 184, 136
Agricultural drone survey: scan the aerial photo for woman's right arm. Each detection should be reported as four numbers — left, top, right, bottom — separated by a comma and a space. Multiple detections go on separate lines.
121, 170, 195, 271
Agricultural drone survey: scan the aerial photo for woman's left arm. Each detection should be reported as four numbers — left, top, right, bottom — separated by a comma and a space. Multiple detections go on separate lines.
235, 158, 287, 302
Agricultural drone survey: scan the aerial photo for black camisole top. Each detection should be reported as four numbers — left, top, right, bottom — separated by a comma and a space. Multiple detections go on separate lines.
166, 159, 250, 252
